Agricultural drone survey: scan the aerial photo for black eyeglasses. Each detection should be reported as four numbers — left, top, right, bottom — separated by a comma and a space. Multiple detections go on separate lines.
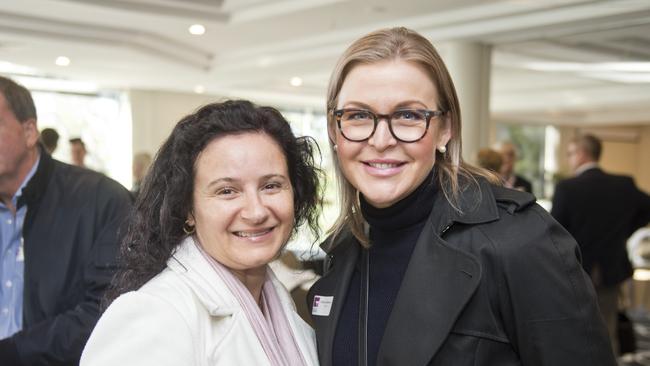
331, 108, 446, 143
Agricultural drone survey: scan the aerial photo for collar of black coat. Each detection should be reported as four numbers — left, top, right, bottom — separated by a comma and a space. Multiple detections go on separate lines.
17, 144, 54, 210
323, 175, 536, 254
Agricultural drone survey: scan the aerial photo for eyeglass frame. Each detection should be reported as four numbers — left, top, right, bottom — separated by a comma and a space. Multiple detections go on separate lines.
330, 108, 447, 143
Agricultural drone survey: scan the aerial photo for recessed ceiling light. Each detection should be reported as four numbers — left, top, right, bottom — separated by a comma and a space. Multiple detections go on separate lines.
194, 85, 205, 94
189, 24, 206, 35
290, 77, 302, 87
55, 56, 70, 67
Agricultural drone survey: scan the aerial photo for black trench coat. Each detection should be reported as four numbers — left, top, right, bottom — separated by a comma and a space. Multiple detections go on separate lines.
308, 179, 616, 366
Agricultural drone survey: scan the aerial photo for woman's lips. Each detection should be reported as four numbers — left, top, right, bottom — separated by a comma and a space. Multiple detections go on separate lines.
232, 227, 274, 242
362, 160, 406, 176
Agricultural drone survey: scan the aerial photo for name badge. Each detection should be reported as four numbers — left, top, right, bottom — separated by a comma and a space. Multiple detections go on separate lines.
311, 295, 333, 316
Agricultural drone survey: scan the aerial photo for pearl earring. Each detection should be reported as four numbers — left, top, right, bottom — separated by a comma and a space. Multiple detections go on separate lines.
438, 145, 447, 154
333, 144, 338, 151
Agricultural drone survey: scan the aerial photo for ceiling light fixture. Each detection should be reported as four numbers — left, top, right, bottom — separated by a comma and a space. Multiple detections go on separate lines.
55, 56, 71, 67
189, 24, 206, 35
290, 77, 302, 87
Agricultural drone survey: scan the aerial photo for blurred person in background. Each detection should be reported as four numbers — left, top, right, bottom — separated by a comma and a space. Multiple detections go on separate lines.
476, 147, 503, 174
0, 76, 132, 365
131, 152, 152, 198
494, 141, 532, 193
69, 137, 87, 168
81, 101, 321, 366
307, 27, 615, 366
551, 133, 650, 355
39, 128, 59, 155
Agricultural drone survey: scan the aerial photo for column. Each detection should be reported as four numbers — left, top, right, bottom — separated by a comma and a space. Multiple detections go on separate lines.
442, 42, 492, 165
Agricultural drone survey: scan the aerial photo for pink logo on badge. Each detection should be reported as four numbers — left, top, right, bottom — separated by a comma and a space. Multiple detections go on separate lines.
311, 295, 333, 316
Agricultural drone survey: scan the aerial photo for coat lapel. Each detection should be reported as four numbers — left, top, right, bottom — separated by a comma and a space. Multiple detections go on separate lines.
307, 232, 360, 366
376, 224, 481, 365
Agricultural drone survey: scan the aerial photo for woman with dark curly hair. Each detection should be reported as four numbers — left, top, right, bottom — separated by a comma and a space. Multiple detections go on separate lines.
81, 100, 322, 365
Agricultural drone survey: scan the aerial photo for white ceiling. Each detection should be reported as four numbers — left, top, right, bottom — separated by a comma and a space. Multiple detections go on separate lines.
1, 0, 649, 126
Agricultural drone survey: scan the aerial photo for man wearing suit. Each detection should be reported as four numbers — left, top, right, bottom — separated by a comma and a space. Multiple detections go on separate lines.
551, 134, 650, 355
495, 141, 533, 194
0, 76, 133, 365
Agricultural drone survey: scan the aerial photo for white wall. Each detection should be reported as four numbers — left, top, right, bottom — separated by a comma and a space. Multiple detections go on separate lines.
130, 90, 218, 156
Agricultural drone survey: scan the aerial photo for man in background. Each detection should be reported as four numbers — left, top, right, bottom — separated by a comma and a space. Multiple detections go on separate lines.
551, 134, 650, 355
39, 128, 59, 155
494, 141, 533, 193
0, 76, 133, 365
69, 137, 87, 168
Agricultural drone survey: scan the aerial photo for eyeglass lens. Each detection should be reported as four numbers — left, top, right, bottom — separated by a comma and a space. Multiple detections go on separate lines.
338, 109, 429, 142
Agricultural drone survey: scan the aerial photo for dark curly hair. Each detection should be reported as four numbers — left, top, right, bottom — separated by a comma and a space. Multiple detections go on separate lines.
106, 100, 322, 304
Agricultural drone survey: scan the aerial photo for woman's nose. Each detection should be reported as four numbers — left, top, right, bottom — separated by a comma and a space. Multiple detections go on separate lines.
240, 193, 269, 224
368, 118, 397, 151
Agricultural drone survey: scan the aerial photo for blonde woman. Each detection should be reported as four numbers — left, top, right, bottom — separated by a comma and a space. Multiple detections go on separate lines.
307, 27, 615, 366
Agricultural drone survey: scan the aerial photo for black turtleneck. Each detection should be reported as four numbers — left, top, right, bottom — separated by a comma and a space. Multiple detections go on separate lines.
332, 170, 437, 366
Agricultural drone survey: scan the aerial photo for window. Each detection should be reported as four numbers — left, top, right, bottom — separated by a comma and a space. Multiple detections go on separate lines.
495, 123, 559, 204
33, 90, 132, 188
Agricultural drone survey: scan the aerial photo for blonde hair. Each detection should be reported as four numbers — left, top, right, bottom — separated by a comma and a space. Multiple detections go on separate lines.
326, 27, 494, 246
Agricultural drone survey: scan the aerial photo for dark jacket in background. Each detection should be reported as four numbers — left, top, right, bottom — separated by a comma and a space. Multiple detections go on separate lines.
308, 179, 615, 366
513, 174, 532, 194
0, 150, 133, 365
551, 167, 650, 287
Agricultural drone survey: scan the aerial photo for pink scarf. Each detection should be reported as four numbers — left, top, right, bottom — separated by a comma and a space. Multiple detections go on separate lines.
195, 242, 308, 366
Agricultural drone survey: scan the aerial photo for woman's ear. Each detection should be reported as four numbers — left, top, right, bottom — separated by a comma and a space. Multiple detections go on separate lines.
327, 117, 340, 153
437, 114, 452, 147
327, 118, 337, 146
186, 212, 195, 226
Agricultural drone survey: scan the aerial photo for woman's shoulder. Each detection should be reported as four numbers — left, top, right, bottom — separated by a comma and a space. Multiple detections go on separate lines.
487, 183, 536, 211
318, 228, 358, 254
81, 284, 198, 366
138, 268, 196, 304
472, 183, 574, 260
109, 269, 201, 325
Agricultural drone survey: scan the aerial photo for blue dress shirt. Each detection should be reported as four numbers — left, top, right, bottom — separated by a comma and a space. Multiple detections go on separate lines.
0, 157, 39, 338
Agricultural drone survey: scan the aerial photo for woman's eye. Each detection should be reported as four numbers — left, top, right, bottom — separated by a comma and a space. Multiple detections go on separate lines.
217, 187, 235, 195
394, 110, 419, 120
264, 182, 282, 190
345, 111, 372, 121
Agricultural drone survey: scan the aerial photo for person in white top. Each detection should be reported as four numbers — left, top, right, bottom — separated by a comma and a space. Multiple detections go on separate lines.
81, 100, 322, 366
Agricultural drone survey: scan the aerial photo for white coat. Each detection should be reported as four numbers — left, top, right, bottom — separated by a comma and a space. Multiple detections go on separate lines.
80, 237, 319, 366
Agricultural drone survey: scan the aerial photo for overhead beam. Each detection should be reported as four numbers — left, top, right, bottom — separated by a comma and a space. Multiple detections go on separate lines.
59, 0, 229, 22
0, 11, 213, 70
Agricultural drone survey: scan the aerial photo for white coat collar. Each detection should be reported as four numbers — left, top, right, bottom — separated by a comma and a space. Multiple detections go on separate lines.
166, 236, 318, 366
166, 236, 299, 317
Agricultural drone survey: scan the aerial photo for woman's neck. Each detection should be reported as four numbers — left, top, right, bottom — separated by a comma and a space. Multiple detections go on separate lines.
230, 266, 267, 307
361, 168, 436, 232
